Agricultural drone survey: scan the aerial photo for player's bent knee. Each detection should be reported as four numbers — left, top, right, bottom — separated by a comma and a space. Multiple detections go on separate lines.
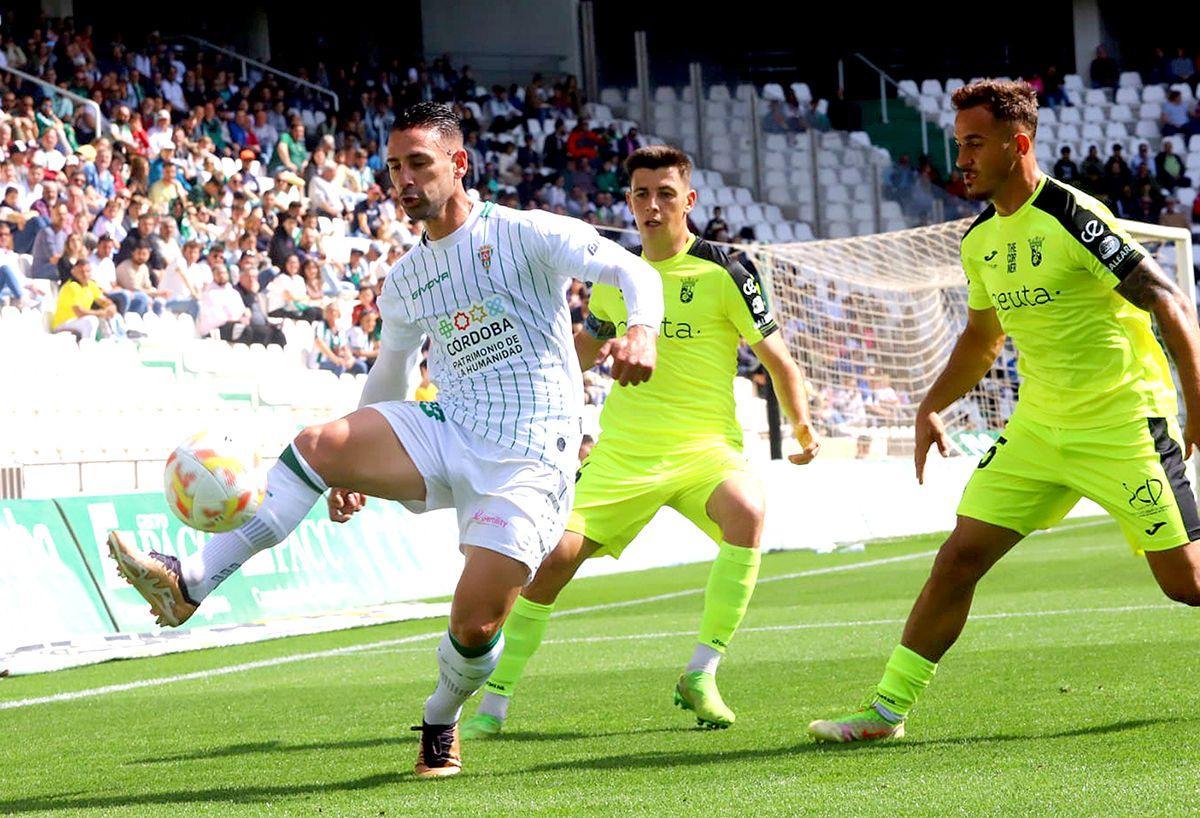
448, 615, 503, 649
713, 494, 766, 548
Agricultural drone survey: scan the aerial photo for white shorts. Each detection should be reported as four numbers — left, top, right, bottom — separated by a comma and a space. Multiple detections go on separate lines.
368, 400, 579, 578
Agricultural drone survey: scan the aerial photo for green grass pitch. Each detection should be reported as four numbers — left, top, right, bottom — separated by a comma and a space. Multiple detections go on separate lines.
3, 517, 1199, 816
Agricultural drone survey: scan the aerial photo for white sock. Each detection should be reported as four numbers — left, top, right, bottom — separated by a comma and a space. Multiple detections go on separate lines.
180, 445, 327, 602
686, 642, 723, 676
476, 691, 510, 721
423, 631, 506, 725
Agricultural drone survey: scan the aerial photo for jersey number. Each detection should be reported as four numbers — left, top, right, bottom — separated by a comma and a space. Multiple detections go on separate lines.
977, 435, 1008, 469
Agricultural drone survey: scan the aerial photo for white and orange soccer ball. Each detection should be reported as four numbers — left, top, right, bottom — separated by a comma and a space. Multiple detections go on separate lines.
164, 431, 266, 533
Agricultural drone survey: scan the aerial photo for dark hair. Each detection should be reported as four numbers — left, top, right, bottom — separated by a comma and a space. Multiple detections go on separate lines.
391, 102, 462, 143
951, 79, 1038, 136
134, 240, 152, 252
624, 144, 692, 180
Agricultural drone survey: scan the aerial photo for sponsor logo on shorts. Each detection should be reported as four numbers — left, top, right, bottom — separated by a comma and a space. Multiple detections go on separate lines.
1124, 478, 1166, 520
470, 510, 509, 529
1125, 478, 1164, 508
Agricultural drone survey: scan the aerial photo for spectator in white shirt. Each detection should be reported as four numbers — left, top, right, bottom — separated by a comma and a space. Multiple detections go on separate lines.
160, 67, 187, 113
346, 309, 380, 372
196, 263, 248, 339
308, 163, 347, 218
160, 240, 210, 318
148, 109, 175, 155
0, 222, 43, 307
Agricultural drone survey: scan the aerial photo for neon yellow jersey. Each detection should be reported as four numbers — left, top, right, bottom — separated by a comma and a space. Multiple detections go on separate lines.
585, 235, 777, 454
960, 175, 1175, 428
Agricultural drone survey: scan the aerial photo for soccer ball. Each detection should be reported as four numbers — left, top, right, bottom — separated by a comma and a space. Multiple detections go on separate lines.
164, 431, 266, 533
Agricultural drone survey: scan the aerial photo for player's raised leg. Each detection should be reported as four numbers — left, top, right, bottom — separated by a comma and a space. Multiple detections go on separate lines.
108, 406, 425, 626
414, 545, 529, 777
462, 531, 600, 738
673, 474, 765, 729
808, 516, 1022, 742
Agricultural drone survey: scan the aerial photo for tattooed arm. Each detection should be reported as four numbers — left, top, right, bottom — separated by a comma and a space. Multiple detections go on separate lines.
1116, 257, 1200, 455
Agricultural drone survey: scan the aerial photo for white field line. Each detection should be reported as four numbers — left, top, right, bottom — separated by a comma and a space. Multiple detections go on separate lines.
0, 518, 1121, 712
358, 602, 1179, 654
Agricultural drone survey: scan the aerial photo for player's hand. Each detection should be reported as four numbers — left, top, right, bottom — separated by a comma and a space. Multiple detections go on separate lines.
914, 407, 949, 485
598, 324, 657, 386
327, 487, 367, 523
788, 422, 821, 465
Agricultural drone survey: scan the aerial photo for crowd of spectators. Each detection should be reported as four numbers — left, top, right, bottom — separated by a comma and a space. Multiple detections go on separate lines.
1051, 141, 1198, 225
0, 17, 665, 384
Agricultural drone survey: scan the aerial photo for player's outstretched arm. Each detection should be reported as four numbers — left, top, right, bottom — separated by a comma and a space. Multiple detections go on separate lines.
1116, 258, 1200, 455
915, 307, 1005, 484
751, 332, 820, 465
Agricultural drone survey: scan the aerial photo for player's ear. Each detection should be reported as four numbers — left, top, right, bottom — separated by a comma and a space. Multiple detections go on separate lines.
685, 187, 697, 212
1014, 131, 1032, 156
450, 147, 468, 180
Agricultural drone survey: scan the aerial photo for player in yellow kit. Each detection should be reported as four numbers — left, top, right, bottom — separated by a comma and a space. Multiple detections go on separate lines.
462, 145, 820, 735
810, 79, 1200, 744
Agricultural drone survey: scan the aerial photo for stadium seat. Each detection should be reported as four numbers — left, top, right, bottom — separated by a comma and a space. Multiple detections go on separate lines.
1084, 89, 1107, 107
920, 79, 943, 97
1057, 124, 1081, 143
1119, 71, 1143, 89
825, 202, 851, 222
1142, 86, 1167, 104
840, 167, 866, 186
1115, 88, 1139, 106
791, 82, 813, 103
853, 219, 876, 236
1083, 106, 1105, 123
1038, 107, 1057, 126
733, 187, 753, 205
1104, 123, 1129, 141
734, 84, 756, 101
744, 204, 765, 223
765, 186, 791, 206
1109, 104, 1133, 123
763, 152, 786, 171
1171, 83, 1195, 101
1135, 120, 1159, 139
897, 80, 919, 101
1039, 124, 1057, 144
762, 83, 785, 101
823, 184, 850, 204
826, 222, 852, 239
792, 222, 815, 241
755, 223, 776, 243
851, 202, 874, 221
599, 88, 623, 107
1064, 74, 1085, 94
724, 204, 746, 225
1163, 135, 1186, 153
1058, 107, 1082, 125
708, 85, 731, 102
654, 87, 677, 103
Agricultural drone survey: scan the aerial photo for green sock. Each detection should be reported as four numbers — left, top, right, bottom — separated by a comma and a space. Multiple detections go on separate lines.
875, 644, 937, 718
483, 595, 555, 698
697, 543, 762, 653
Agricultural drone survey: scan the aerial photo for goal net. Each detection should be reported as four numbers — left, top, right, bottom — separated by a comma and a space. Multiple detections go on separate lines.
746, 218, 1196, 459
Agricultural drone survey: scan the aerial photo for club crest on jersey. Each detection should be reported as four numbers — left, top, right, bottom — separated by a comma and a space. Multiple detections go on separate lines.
679, 276, 697, 303
477, 244, 493, 270
1028, 236, 1044, 267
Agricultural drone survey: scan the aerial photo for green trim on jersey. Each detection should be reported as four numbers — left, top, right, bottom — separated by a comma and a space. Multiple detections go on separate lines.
960, 175, 1175, 429
585, 235, 777, 454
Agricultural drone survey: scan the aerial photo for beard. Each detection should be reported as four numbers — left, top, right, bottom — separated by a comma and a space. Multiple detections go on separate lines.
400, 194, 439, 221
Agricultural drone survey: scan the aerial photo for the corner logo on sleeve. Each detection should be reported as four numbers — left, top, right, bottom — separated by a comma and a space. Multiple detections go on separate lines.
1081, 220, 1105, 243
1098, 235, 1120, 260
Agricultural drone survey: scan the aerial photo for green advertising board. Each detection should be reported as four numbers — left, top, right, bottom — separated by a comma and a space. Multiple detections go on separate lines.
0, 500, 116, 648
56, 493, 463, 633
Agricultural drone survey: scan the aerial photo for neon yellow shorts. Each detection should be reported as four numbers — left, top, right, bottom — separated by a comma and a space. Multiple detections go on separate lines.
957, 413, 1200, 554
567, 440, 753, 558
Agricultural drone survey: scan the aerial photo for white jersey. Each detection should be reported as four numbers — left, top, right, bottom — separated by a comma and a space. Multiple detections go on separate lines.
378, 200, 648, 461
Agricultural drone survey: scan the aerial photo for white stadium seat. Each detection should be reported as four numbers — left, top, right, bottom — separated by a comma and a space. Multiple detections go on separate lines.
920, 79, 944, 97
1119, 71, 1143, 89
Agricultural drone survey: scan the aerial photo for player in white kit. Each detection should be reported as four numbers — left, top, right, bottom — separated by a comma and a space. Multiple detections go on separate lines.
107, 103, 665, 778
